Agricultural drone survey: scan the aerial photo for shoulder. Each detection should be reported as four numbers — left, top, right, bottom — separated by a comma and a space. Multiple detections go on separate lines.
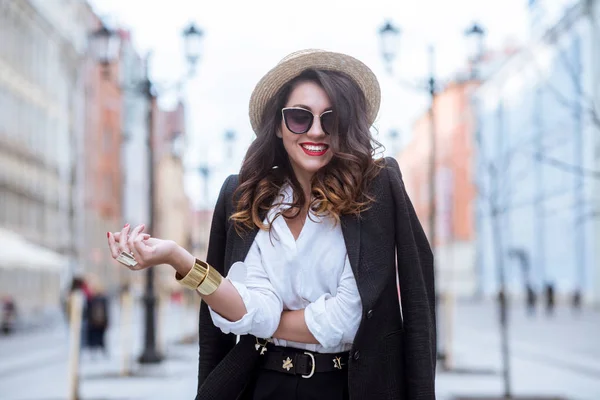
383, 156, 402, 179
218, 174, 240, 199
368, 157, 403, 191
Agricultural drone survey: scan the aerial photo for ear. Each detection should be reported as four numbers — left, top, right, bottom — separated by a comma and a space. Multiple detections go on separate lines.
275, 128, 283, 139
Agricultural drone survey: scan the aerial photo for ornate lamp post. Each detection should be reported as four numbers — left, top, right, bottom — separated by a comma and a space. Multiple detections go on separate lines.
377, 20, 486, 367
465, 23, 486, 77
90, 21, 204, 364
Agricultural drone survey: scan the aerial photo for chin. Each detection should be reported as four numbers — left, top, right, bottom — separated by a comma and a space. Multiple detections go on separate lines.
296, 157, 332, 175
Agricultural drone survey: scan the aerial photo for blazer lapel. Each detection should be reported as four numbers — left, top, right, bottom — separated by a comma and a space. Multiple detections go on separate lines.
342, 211, 392, 311
341, 214, 361, 282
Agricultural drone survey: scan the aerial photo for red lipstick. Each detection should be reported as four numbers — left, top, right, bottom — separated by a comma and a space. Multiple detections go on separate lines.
300, 142, 329, 157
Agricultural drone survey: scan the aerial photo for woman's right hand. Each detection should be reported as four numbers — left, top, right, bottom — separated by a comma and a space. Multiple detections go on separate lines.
107, 224, 177, 271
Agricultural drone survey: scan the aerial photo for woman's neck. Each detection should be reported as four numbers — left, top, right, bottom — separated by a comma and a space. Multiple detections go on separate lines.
292, 171, 312, 206
296, 175, 312, 208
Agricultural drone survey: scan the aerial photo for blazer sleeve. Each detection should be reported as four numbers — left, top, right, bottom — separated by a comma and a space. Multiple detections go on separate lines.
386, 157, 437, 399
197, 175, 238, 391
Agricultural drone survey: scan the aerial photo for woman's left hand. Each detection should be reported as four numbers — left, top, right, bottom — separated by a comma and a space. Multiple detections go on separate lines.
108, 224, 177, 270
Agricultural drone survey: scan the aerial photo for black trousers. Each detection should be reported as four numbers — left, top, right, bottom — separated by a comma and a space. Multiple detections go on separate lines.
250, 368, 349, 400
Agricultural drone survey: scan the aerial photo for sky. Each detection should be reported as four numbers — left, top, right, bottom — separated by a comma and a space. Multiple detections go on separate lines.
88, 0, 530, 209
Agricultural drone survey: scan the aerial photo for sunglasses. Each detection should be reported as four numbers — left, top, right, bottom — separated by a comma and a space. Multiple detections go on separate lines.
281, 107, 335, 135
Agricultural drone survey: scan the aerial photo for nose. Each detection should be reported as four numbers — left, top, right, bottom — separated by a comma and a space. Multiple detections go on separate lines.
306, 115, 326, 139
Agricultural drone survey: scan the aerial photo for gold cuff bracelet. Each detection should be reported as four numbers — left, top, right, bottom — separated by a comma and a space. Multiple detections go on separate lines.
175, 259, 209, 290
197, 264, 223, 296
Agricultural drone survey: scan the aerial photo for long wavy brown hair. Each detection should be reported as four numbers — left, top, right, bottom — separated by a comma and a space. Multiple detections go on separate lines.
231, 69, 384, 232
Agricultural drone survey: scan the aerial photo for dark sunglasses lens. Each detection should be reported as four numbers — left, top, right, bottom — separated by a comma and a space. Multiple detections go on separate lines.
321, 112, 335, 135
284, 109, 312, 134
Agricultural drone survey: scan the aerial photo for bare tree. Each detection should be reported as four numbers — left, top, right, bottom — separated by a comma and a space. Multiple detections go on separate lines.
471, 5, 600, 396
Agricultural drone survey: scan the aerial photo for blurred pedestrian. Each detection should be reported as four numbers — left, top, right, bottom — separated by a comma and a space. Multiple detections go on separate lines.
107, 49, 435, 400
85, 281, 110, 358
1, 295, 17, 335
572, 289, 582, 312
545, 283, 555, 316
525, 285, 536, 316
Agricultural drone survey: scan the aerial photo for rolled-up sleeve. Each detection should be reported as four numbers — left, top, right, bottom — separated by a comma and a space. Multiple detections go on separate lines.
304, 256, 362, 348
208, 242, 283, 339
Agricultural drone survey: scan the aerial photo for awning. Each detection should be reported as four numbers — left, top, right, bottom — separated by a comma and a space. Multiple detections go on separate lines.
0, 227, 67, 271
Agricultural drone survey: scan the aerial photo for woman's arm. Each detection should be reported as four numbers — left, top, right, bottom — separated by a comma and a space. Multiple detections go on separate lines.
272, 310, 319, 344
272, 256, 362, 347
170, 242, 283, 340
169, 246, 248, 321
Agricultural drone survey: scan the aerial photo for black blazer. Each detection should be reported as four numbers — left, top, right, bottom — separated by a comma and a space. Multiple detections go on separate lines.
195, 157, 436, 400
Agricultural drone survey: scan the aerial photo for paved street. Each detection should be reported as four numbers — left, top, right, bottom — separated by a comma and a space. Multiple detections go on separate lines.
436, 301, 600, 400
0, 299, 199, 400
0, 300, 598, 399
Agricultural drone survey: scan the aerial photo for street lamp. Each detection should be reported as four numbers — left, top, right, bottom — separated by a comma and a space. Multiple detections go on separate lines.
224, 129, 236, 159
465, 23, 486, 63
388, 129, 401, 156
198, 165, 211, 210
378, 21, 401, 72
89, 25, 121, 68
182, 23, 204, 71
377, 20, 486, 368
90, 21, 204, 365
465, 23, 486, 79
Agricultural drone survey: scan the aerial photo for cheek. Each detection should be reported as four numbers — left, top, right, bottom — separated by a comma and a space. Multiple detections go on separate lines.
280, 134, 298, 158
280, 128, 297, 146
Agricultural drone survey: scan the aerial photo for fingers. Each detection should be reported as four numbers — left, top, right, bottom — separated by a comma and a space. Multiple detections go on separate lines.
108, 222, 153, 271
134, 235, 154, 255
119, 224, 131, 254
107, 232, 120, 259
128, 224, 145, 266
127, 224, 145, 250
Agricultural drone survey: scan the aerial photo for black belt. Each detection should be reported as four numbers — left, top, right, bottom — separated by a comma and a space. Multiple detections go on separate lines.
258, 343, 349, 378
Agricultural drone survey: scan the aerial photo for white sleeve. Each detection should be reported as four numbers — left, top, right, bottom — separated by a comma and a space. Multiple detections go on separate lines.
208, 242, 282, 339
304, 255, 362, 348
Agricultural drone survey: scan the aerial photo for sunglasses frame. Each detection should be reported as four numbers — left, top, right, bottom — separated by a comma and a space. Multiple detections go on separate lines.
281, 107, 334, 135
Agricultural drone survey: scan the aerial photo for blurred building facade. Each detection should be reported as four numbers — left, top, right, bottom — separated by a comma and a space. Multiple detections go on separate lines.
79, 10, 124, 292
118, 29, 152, 289
0, 0, 92, 316
154, 101, 194, 293
397, 80, 480, 298
190, 209, 213, 262
0, 0, 196, 324
474, 0, 600, 304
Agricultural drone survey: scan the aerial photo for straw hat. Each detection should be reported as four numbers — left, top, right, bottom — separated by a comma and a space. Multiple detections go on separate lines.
249, 49, 381, 135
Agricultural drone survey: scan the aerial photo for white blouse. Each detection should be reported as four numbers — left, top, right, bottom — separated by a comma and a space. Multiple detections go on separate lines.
209, 184, 362, 354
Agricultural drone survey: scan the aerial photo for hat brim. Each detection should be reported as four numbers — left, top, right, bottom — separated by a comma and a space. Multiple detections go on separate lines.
249, 49, 381, 135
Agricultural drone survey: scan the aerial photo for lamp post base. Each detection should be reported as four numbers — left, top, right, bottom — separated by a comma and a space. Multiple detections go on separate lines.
437, 351, 447, 361
138, 348, 163, 364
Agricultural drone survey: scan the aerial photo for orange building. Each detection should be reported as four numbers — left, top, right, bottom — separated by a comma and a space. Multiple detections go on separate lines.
80, 16, 124, 290
397, 80, 479, 297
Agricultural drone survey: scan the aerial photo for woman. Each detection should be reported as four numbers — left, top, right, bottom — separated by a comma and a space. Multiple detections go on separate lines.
107, 49, 436, 400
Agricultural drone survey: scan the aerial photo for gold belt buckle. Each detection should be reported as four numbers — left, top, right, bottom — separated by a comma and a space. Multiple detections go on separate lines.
301, 351, 315, 379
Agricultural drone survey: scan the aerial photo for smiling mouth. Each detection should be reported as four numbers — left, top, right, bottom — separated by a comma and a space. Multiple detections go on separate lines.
300, 143, 329, 156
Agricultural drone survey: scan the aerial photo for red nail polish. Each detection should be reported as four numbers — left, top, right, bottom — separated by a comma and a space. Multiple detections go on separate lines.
107, 232, 110, 238
124, 223, 129, 228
